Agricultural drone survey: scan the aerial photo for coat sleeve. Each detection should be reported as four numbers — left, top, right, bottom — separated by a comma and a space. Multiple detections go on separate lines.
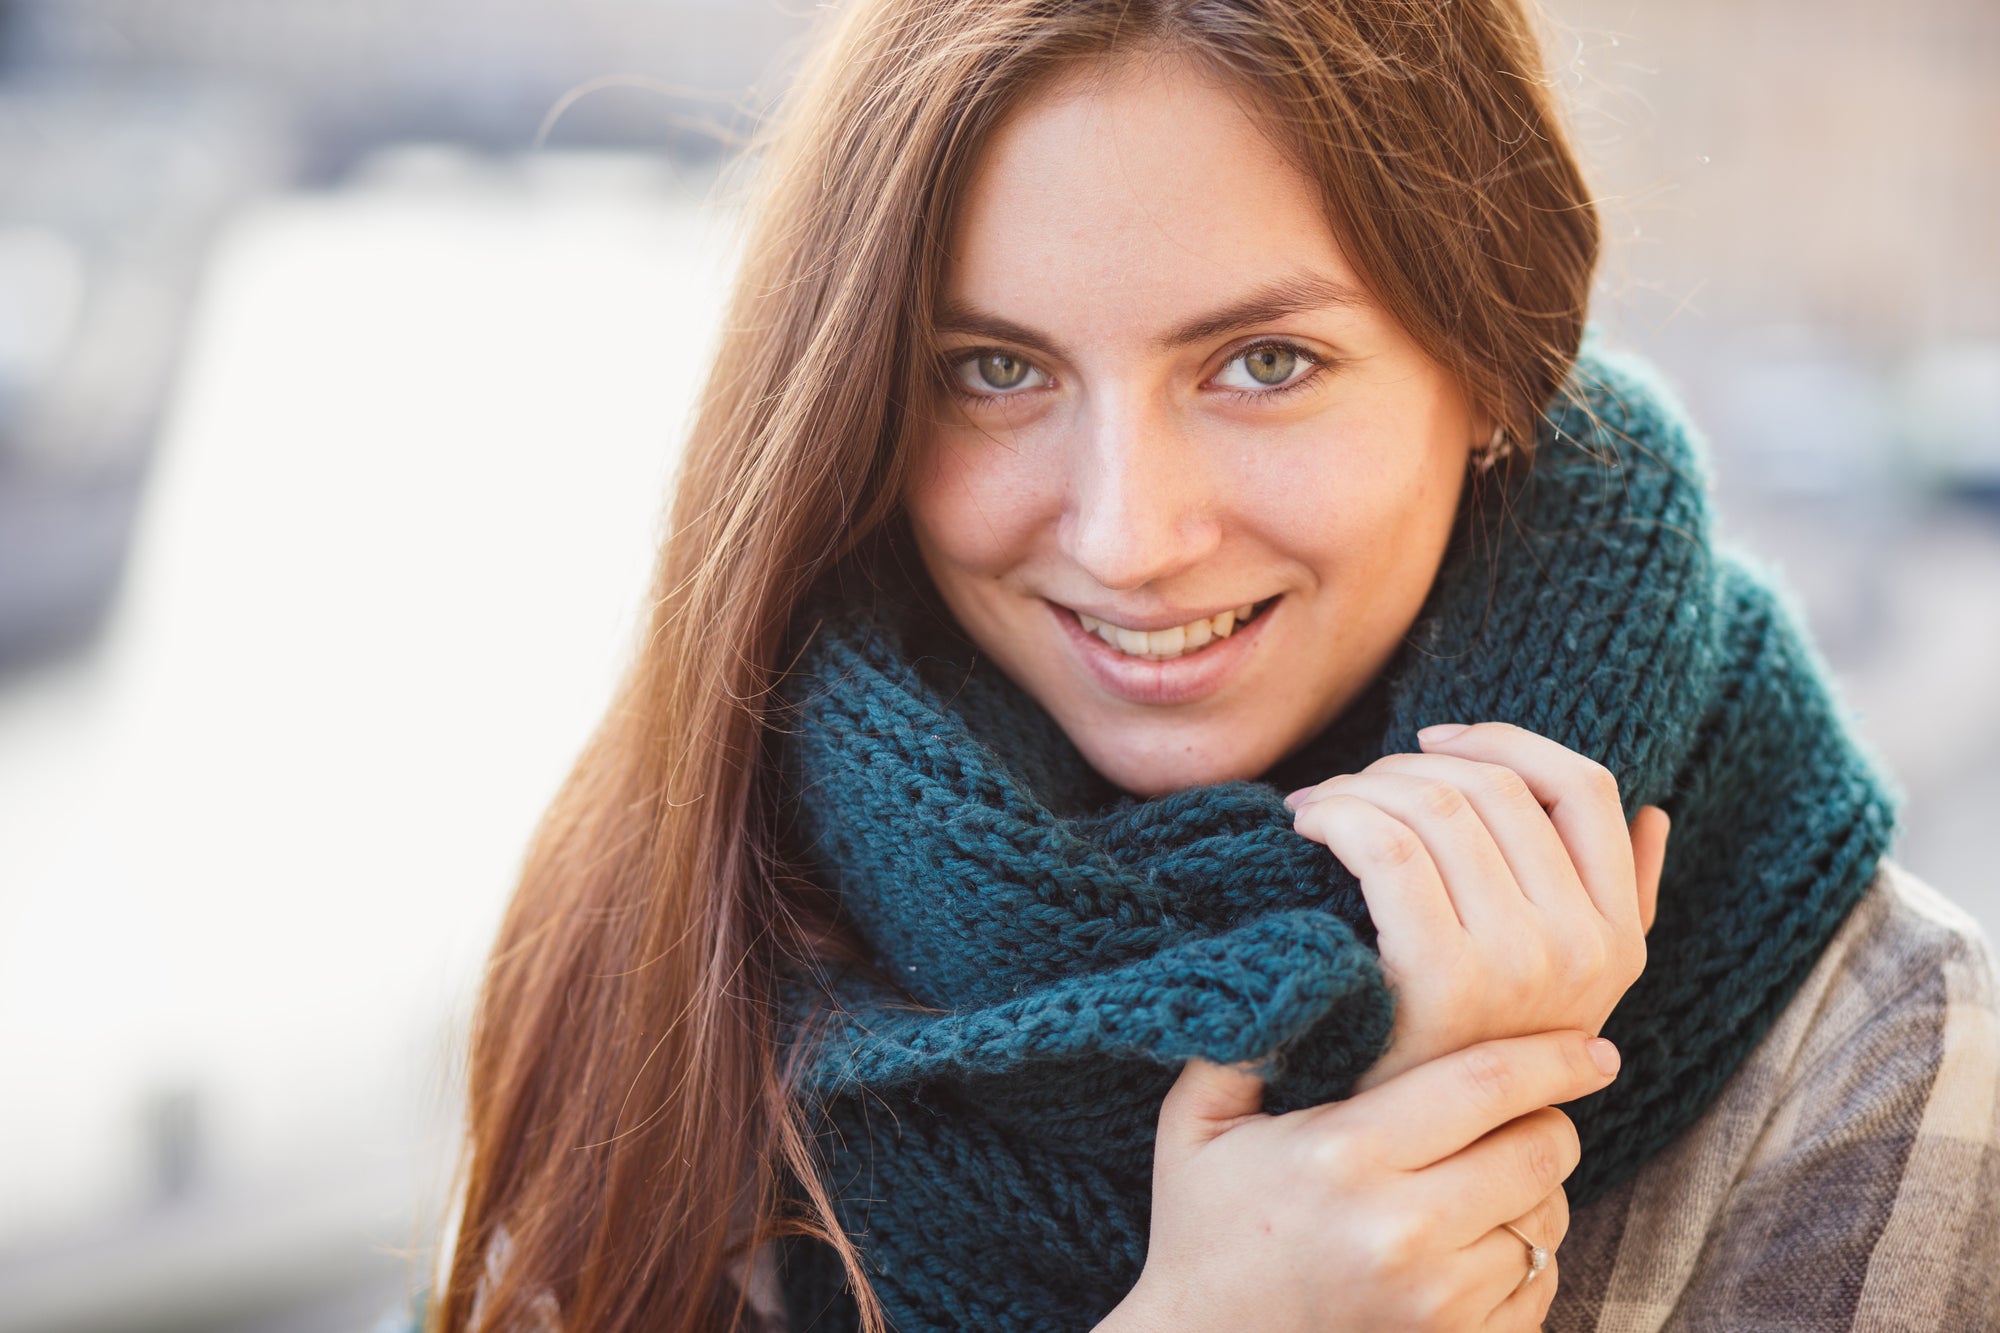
1666, 862, 2000, 1332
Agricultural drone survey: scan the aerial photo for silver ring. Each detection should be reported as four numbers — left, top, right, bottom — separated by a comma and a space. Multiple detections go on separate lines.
1503, 1222, 1551, 1282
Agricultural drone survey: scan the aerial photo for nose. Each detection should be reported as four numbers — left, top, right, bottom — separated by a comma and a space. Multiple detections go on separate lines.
1060, 393, 1222, 591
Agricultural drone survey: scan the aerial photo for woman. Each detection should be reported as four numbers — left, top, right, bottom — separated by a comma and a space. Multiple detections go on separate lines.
428, 2, 2000, 1331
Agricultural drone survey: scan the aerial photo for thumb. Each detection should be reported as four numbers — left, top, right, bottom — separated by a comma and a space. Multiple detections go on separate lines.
1629, 804, 1671, 936
1156, 1057, 1266, 1165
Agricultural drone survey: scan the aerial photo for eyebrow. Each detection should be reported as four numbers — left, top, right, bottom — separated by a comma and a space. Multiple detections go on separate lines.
932, 270, 1371, 361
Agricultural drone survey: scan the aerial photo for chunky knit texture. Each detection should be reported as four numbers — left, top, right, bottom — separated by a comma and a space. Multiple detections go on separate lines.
772, 343, 1899, 1331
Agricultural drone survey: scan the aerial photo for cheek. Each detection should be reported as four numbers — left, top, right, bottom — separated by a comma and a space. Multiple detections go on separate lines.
903, 430, 1057, 580
1228, 403, 1465, 571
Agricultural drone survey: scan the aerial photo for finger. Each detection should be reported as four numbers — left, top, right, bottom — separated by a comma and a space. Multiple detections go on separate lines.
1482, 1244, 1560, 1332
1417, 722, 1641, 931
1324, 1030, 1619, 1171
1292, 792, 1462, 941
1464, 1211, 1561, 1324
1417, 1106, 1580, 1248
1527, 1182, 1572, 1252
1155, 1057, 1266, 1168
1483, 1192, 1568, 1333
1354, 752, 1593, 918
1299, 770, 1523, 933
1629, 805, 1671, 936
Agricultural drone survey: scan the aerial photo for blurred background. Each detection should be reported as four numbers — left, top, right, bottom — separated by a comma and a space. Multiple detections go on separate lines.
0, 1, 1993, 1329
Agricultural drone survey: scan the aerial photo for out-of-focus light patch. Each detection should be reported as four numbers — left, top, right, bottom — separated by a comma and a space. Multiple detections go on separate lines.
0, 225, 88, 393
0, 153, 741, 1268
1899, 341, 2000, 494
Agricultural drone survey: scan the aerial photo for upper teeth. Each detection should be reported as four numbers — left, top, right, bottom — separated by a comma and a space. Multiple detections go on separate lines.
1075, 604, 1259, 660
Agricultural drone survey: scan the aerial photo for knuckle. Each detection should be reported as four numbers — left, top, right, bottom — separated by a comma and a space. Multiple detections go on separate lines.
1367, 820, 1426, 870
1519, 1108, 1581, 1190
1475, 761, 1534, 806
1494, 948, 1548, 1006
1581, 758, 1622, 805
1604, 930, 1644, 987
1401, 1281, 1453, 1328
1297, 1123, 1364, 1186
1367, 1209, 1431, 1274
1625, 932, 1649, 979
1536, 1186, 1571, 1249
1553, 932, 1611, 984
1459, 1045, 1519, 1112
1415, 778, 1469, 821
1521, 1124, 1563, 1190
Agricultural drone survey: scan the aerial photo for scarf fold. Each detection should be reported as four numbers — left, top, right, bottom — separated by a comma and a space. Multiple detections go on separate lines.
773, 343, 1897, 1330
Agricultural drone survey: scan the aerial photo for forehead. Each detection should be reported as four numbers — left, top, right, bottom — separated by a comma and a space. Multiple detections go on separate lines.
942, 52, 1362, 337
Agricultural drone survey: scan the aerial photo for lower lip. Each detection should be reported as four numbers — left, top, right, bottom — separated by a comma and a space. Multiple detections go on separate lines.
1050, 598, 1278, 707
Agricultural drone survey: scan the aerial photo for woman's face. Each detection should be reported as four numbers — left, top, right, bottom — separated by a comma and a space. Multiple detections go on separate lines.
903, 52, 1483, 797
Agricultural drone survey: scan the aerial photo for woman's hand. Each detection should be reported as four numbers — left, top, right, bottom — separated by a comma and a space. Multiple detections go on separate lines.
1100, 1030, 1621, 1333
1285, 722, 1671, 1091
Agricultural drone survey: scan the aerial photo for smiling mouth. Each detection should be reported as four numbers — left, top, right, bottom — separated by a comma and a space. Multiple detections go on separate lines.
1070, 598, 1277, 661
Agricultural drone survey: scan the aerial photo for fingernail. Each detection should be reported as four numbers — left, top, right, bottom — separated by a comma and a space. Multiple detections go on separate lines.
1283, 786, 1315, 810
1418, 723, 1469, 744
1588, 1038, 1621, 1077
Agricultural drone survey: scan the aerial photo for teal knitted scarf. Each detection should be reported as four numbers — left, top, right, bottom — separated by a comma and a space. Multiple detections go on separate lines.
771, 344, 1897, 1330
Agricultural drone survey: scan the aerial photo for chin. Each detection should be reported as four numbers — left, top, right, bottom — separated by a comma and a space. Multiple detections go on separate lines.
1065, 713, 1290, 798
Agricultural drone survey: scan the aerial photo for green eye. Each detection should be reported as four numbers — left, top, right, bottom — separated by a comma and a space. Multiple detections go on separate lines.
974, 352, 1029, 390
949, 350, 1044, 399
1240, 344, 1298, 386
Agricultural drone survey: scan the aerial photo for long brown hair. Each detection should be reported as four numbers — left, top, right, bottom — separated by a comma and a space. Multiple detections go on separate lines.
432, 2, 1598, 1330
